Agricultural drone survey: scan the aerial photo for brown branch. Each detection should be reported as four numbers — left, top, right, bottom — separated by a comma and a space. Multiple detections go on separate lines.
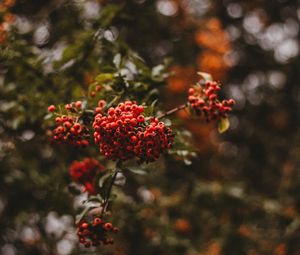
157, 103, 188, 119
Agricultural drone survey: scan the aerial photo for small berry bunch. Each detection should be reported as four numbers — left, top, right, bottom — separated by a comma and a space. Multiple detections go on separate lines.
51, 115, 90, 146
77, 217, 118, 247
135, 118, 174, 163
188, 80, 235, 121
93, 100, 174, 163
70, 158, 105, 194
48, 104, 90, 146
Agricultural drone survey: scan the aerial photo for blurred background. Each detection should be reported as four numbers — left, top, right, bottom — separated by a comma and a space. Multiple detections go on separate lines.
1, 0, 300, 254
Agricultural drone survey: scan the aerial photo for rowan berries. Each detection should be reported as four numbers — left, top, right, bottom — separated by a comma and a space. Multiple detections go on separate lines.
187, 80, 235, 121
93, 100, 174, 163
70, 158, 104, 194
76, 217, 118, 247
50, 114, 90, 146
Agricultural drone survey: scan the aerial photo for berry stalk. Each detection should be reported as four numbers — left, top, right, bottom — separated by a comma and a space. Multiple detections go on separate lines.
157, 103, 188, 119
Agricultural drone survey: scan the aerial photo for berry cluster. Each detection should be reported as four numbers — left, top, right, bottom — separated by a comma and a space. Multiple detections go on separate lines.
70, 158, 105, 194
93, 100, 174, 163
135, 118, 174, 163
51, 115, 90, 146
77, 217, 118, 247
188, 80, 235, 121
48, 103, 90, 146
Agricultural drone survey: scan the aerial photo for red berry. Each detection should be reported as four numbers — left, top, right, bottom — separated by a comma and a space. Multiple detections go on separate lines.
104, 222, 113, 230
48, 105, 55, 112
75, 101, 82, 109
188, 88, 195, 95
137, 115, 145, 123
81, 223, 88, 229
65, 104, 72, 110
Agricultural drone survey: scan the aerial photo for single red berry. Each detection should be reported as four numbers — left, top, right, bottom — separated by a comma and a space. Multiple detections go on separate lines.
98, 100, 106, 107
93, 218, 102, 225
75, 101, 82, 109
137, 115, 145, 123
104, 222, 113, 230
81, 223, 89, 229
95, 85, 102, 91
48, 105, 55, 112
188, 88, 195, 95
65, 104, 72, 110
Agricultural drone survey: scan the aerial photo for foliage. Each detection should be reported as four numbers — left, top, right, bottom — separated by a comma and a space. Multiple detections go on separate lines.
1, 0, 300, 255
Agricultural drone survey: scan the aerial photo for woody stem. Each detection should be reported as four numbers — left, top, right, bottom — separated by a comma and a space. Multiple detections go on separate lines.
157, 103, 188, 119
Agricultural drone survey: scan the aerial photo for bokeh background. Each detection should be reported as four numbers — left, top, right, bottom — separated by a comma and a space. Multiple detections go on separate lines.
1, 0, 300, 254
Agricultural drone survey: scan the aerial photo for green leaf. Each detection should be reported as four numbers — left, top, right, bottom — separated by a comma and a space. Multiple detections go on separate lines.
95, 73, 114, 84
197, 72, 213, 81
44, 113, 53, 120
127, 167, 147, 175
98, 172, 113, 188
75, 205, 97, 224
218, 117, 230, 133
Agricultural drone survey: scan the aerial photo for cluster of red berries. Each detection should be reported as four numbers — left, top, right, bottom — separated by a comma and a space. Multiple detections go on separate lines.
51, 115, 90, 146
48, 104, 90, 146
134, 118, 174, 163
93, 100, 174, 163
70, 158, 104, 194
77, 217, 118, 247
188, 80, 235, 121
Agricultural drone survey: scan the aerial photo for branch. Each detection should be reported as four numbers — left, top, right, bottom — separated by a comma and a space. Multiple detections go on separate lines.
157, 103, 188, 119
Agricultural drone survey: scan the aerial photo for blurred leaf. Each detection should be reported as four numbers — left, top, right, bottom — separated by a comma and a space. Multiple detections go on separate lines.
75, 205, 98, 224
197, 71, 213, 81
98, 172, 113, 188
113, 53, 122, 69
218, 117, 230, 133
126, 167, 147, 175
95, 73, 114, 84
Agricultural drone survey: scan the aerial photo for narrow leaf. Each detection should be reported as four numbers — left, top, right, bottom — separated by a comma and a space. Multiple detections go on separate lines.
218, 117, 230, 133
95, 73, 114, 84
197, 72, 213, 81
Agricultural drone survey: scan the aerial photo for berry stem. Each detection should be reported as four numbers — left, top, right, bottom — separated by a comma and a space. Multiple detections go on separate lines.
157, 103, 188, 119
101, 160, 122, 216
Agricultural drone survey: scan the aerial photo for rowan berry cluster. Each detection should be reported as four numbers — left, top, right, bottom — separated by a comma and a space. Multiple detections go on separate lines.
48, 103, 90, 146
70, 158, 105, 194
51, 115, 90, 146
77, 217, 118, 247
188, 80, 235, 121
93, 100, 174, 163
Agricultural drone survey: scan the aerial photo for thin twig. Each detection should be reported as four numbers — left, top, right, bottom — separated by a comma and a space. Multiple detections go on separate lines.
157, 103, 188, 119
